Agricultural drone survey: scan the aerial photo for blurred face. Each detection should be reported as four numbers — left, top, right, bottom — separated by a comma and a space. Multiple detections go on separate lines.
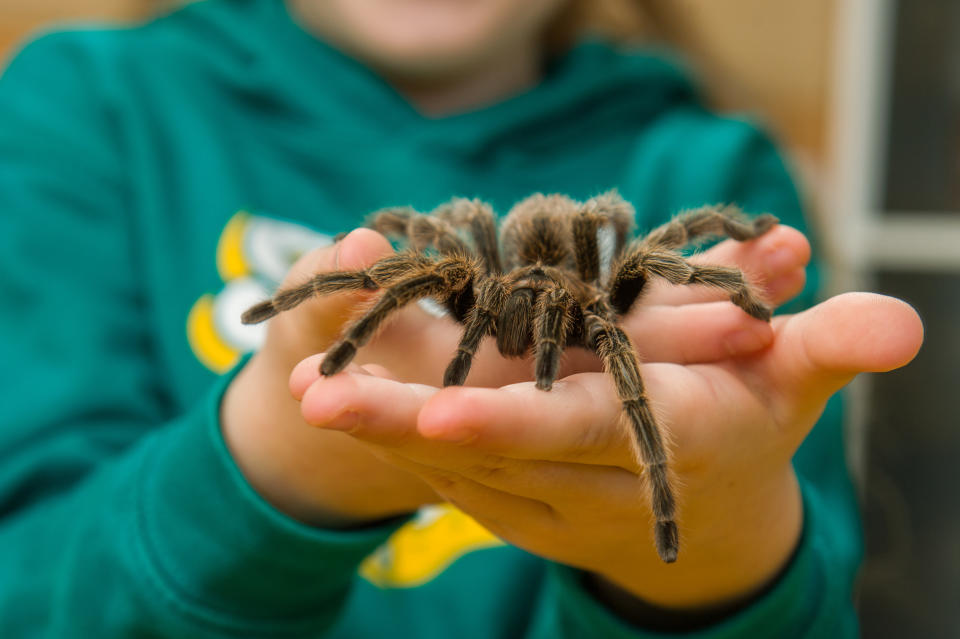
289, 0, 569, 80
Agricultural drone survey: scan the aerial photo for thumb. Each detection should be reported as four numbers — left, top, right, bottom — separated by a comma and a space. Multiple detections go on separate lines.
285, 227, 393, 286
766, 292, 923, 411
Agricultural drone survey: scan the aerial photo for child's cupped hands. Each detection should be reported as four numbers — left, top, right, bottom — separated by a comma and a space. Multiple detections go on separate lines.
288, 225, 922, 609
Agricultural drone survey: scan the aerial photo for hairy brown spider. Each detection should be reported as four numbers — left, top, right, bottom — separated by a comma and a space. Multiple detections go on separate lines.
242, 192, 776, 563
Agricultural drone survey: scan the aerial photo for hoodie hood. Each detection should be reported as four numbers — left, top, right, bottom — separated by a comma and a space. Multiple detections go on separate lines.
167, 0, 700, 160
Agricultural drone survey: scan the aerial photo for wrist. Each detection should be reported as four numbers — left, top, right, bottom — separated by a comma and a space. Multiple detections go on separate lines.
221, 351, 435, 528
598, 466, 803, 611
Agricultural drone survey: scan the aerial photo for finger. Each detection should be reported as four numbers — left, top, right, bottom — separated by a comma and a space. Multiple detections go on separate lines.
298, 365, 437, 445
621, 301, 773, 363
379, 440, 644, 510
289, 353, 395, 400
415, 368, 704, 470
642, 225, 810, 308
293, 355, 645, 510
390, 456, 560, 545
758, 293, 923, 418
417, 362, 772, 480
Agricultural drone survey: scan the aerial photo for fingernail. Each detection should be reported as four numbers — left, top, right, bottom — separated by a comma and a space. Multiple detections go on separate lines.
766, 246, 799, 275
322, 410, 359, 432
725, 326, 770, 355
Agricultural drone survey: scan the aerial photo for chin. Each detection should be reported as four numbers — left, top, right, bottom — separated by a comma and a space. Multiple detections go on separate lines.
312, 0, 563, 78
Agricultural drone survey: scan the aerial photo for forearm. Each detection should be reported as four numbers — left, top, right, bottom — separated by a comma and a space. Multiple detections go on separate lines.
0, 370, 403, 637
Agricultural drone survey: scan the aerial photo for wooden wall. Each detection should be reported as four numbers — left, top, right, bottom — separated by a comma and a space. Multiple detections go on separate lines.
679, 0, 836, 164
0, 0, 149, 59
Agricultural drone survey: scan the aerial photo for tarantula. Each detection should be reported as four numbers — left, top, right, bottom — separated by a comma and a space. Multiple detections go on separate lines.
242, 192, 776, 563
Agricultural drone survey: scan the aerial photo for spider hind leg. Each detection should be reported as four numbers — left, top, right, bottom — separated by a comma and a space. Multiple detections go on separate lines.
642, 204, 777, 250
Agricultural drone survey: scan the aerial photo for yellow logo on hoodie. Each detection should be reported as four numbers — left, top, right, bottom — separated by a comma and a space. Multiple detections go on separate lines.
187, 211, 333, 372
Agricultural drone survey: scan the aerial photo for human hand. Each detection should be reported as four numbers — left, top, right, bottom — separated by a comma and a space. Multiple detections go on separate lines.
220, 229, 443, 527
288, 228, 921, 612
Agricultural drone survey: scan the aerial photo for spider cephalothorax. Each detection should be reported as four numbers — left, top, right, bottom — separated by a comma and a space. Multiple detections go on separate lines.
242, 192, 776, 563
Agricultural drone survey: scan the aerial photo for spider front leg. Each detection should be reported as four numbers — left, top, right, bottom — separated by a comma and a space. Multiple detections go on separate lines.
585, 309, 679, 563
609, 246, 771, 321
443, 274, 509, 387
321, 256, 478, 376
241, 252, 433, 324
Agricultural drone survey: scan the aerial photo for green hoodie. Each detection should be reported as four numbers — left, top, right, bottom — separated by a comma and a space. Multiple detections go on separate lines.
0, 0, 859, 636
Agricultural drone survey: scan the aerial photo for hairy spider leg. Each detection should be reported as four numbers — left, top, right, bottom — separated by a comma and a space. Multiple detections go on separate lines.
321, 256, 477, 376
369, 207, 472, 257
572, 209, 603, 283
582, 190, 635, 257
240, 253, 432, 324
686, 264, 772, 321
584, 308, 679, 563
369, 206, 416, 237
407, 215, 471, 255
608, 246, 771, 320
436, 199, 503, 275
442, 274, 510, 387
532, 285, 574, 390
241, 272, 375, 324
641, 205, 778, 250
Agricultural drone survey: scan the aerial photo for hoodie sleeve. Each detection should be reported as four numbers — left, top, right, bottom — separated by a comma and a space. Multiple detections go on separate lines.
522, 112, 861, 638
0, 32, 402, 639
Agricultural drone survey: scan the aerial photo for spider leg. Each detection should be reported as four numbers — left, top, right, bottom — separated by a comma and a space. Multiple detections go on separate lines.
241, 252, 432, 324
408, 214, 471, 255
436, 198, 503, 275
608, 247, 770, 320
685, 263, 772, 321
584, 308, 679, 563
573, 191, 640, 285
369, 206, 471, 256
533, 285, 573, 391
642, 204, 777, 250
571, 209, 602, 283
443, 274, 509, 386
322, 256, 477, 376
369, 206, 416, 237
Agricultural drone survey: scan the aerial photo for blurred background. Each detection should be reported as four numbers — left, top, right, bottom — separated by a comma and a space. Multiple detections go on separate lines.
1, 0, 954, 636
